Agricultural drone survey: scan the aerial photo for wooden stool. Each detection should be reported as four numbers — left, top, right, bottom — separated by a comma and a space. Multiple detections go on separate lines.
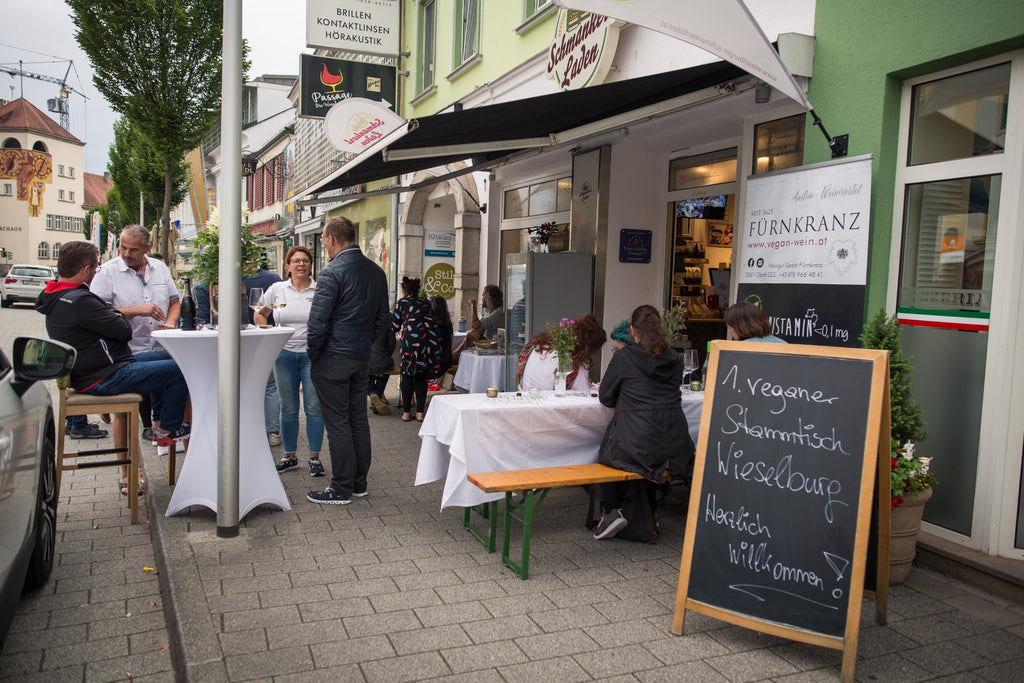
56, 376, 142, 524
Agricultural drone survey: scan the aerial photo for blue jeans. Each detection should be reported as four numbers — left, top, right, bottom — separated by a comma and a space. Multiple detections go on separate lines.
84, 351, 187, 432
265, 371, 280, 434
311, 354, 371, 497
273, 349, 324, 454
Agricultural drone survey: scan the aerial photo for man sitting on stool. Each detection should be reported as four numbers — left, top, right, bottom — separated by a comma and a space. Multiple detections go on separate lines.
35, 241, 189, 494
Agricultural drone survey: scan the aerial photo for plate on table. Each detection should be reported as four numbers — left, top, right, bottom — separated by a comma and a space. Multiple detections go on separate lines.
474, 340, 497, 349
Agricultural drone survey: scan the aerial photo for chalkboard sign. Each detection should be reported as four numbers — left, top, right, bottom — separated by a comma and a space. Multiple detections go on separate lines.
673, 341, 889, 682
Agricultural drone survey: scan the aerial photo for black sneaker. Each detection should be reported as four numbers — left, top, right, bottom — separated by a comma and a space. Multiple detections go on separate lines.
275, 456, 298, 472
69, 424, 108, 439
142, 427, 154, 442
65, 421, 98, 435
593, 509, 628, 540
307, 485, 350, 505
154, 424, 190, 446
308, 458, 325, 477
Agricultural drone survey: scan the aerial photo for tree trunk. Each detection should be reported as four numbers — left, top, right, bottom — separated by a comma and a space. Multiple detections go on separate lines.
161, 158, 173, 269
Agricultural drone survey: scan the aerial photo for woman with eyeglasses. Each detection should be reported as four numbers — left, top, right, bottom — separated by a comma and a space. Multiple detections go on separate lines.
256, 246, 326, 477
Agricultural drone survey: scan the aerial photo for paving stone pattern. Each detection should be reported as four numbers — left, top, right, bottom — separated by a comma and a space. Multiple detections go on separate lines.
1, 305, 1023, 681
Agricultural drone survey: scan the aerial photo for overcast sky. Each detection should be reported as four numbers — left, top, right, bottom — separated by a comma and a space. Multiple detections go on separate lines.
0, 0, 310, 176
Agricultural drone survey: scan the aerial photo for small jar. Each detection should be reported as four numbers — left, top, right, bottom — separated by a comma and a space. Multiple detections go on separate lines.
486, 386, 498, 398
690, 380, 703, 392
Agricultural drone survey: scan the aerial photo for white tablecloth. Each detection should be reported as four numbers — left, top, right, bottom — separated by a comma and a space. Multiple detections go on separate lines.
453, 350, 506, 393
153, 327, 294, 518
415, 390, 705, 509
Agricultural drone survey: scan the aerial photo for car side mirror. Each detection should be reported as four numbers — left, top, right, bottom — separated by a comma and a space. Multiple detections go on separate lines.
11, 337, 76, 396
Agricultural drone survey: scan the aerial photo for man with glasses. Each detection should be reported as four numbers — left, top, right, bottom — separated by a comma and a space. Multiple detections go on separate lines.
305, 217, 389, 505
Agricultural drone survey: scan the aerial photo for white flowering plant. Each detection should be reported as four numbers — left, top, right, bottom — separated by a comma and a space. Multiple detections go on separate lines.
890, 440, 936, 510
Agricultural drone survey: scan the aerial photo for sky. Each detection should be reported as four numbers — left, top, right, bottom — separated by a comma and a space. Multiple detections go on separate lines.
0, 0, 311, 176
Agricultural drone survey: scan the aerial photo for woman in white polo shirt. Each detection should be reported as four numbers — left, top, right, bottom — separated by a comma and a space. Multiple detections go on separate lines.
256, 246, 325, 477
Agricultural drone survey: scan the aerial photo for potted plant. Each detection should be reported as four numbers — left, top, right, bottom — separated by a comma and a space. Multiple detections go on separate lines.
662, 301, 688, 346
189, 204, 263, 326
860, 310, 934, 583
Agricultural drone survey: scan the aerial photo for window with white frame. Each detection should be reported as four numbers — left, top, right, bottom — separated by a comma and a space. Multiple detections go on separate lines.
58, 164, 64, 176
52, 242, 61, 258
418, 0, 436, 93
1, 182, 11, 196
69, 191, 74, 202
46, 213, 52, 229
68, 166, 74, 178
522, 0, 552, 22
38, 242, 49, 259
453, 0, 480, 69
74, 217, 82, 232
58, 189, 65, 201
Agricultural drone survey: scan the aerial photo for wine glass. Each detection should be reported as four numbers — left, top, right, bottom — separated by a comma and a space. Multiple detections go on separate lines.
247, 287, 264, 328
269, 290, 287, 327
682, 349, 699, 391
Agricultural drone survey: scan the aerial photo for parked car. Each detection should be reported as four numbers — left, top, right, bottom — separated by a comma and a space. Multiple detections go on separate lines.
1, 265, 55, 308
0, 337, 75, 651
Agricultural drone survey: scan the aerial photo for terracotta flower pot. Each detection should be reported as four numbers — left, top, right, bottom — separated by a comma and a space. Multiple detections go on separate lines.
889, 487, 933, 584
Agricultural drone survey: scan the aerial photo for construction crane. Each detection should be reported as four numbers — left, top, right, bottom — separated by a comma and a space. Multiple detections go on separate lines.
1, 59, 87, 131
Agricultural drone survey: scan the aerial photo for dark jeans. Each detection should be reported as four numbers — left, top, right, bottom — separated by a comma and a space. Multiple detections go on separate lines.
400, 372, 429, 414
84, 351, 187, 432
367, 374, 389, 398
312, 354, 371, 497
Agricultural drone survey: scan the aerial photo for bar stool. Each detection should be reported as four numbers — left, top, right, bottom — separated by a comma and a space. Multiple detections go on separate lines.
56, 376, 142, 524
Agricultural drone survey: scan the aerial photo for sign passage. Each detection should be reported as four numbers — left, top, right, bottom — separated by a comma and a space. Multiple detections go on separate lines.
672, 341, 889, 683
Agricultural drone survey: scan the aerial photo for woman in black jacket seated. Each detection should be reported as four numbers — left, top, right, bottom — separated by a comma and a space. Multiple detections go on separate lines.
593, 304, 695, 541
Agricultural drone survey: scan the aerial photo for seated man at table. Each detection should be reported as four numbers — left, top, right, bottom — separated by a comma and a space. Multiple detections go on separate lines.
35, 241, 190, 457
452, 284, 503, 361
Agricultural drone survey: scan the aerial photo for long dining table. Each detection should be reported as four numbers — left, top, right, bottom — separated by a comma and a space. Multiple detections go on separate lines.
415, 389, 704, 510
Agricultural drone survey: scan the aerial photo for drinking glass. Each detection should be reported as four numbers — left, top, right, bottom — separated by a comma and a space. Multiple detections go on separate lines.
269, 290, 287, 327
682, 349, 699, 391
247, 287, 264, 328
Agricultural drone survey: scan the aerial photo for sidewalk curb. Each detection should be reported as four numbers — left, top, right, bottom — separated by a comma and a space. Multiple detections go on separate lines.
142, 446, 229, 683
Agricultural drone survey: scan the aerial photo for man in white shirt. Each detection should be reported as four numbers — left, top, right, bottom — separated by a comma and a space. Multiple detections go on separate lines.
90, 224, 182, 447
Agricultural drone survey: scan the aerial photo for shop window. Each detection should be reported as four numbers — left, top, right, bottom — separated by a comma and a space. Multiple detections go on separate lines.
503, 176, 572, 219
909, 62, 1009, 166
453, 0, 480, 69
668, 148, 737, 191
753, 114, 806, 174
38, 242, 49, 259
418, 0, 436, 94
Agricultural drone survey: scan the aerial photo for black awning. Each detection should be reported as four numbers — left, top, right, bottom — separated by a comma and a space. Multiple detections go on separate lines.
306, 59, 747, 195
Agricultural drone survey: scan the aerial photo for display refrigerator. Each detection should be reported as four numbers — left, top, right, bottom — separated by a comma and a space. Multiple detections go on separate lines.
504, 251, 594, 389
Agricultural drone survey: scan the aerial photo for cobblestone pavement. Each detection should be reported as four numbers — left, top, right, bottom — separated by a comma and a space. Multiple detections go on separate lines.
2, 304, 1024, 682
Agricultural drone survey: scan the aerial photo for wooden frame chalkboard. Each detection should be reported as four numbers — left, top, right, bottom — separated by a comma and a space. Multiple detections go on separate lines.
672, 341, 890, 683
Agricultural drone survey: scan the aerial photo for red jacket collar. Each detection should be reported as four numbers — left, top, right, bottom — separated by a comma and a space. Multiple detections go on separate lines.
43, 281, 82, 293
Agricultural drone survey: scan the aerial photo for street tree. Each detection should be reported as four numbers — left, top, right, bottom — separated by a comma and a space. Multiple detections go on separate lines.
67, 0, 224, 258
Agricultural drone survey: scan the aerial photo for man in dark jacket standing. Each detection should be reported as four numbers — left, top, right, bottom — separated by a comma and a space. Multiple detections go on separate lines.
34, 241, 190, 447
306, 217, 390, 504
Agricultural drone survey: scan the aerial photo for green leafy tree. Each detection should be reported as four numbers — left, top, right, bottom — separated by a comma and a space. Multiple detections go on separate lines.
68, 0, 227, 258
860, 310, 926, 446
105, 116, 187, 238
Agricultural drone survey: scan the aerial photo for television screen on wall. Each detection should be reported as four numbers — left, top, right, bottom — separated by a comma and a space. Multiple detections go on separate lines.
677, 195, 727, 220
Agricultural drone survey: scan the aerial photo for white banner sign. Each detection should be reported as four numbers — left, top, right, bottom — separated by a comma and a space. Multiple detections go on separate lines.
739, 157, 872, 286
323, 97, 406, 154
554, 0, 811, 109
306, 0, 400, 56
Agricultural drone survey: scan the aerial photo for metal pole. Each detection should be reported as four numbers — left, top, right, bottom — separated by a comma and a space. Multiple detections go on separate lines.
217, 0, 242, 537
139, 189, 144, 227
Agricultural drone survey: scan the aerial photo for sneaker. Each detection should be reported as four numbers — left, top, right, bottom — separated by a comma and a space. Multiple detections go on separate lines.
65, 421, 99, 435
68, 424, 108, 440
267, 432, 282, 446
593, 509, 629, 540
142, 427, 154, 442
306, 485, 351, 505
308, 458, 325, 477
275, 456, 298, 472
352, 489, 368, 498
154, 424, 190, 447
157, 444, 170, 456
369, 393, 391, 415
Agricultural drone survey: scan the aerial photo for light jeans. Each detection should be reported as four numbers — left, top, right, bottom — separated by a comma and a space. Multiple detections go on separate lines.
264, 371, 280, 434
273, 348, 324, 454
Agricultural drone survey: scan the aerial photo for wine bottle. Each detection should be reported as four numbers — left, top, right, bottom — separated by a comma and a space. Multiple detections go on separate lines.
700, 341, 710, 389
179, 277, 196, 330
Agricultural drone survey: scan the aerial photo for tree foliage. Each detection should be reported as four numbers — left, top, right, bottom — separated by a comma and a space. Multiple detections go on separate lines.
105, 116, 187, 237
859, 310, 926, 447
67, 0, 225, 258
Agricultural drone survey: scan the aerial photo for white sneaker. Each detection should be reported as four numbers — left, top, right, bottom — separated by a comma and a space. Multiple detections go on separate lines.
157, 444, 170, 456
267, 432, 282, 446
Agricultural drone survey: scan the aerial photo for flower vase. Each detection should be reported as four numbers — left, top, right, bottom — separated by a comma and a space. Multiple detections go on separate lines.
889, 487, 932, 584
539, 240, 550, 253
554, 354, 571, 396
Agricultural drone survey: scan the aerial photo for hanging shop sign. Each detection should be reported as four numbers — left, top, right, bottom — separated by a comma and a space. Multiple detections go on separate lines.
300, 53, 397, 118
736, 155, 872, 347
323, 97, 406, 154
306, 0, 400, 56
546, 9, 623, 91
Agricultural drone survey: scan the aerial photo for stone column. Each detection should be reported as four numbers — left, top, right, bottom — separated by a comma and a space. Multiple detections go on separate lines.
454, 211, 481, 317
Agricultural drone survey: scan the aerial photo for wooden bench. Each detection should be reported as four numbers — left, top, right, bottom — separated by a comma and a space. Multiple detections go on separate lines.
467, 463, 662, 579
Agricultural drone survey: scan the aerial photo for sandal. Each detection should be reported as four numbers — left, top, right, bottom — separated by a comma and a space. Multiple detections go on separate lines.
119, 481, 144, 497
415, 413, 425, 422
401, 413, 412, 422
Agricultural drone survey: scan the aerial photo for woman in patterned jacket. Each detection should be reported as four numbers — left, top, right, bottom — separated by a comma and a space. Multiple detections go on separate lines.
392, 277, 442, 422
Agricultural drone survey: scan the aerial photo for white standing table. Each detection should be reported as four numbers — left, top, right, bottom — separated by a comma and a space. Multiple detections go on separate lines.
415, 390, 705, 509
153, 327, 294, 518
452, 349, 506, 393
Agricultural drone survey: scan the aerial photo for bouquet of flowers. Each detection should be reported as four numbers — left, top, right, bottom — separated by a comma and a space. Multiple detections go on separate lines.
528, 222, 559, 245
890, 440, 936, 509
546, 317, 576, 369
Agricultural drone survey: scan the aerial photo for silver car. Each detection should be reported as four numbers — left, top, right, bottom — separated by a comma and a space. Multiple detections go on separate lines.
0, 337, 75, 650
1, 265, 55, 308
